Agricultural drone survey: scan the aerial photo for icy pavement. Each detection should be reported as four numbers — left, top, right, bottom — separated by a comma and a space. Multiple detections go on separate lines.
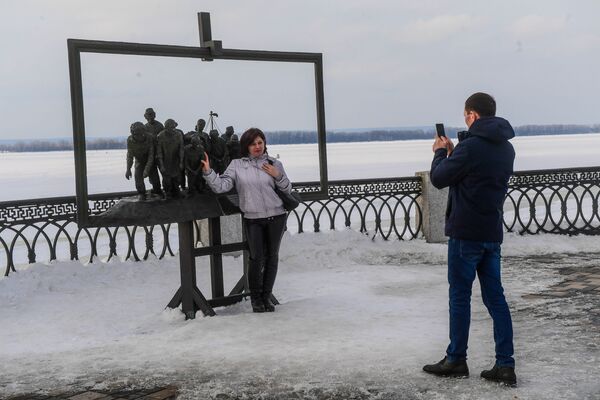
1, 231, 599, 399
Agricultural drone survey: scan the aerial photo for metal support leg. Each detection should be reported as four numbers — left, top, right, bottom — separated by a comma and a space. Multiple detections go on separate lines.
209, 217, 225, 298
167, 221, 216, 318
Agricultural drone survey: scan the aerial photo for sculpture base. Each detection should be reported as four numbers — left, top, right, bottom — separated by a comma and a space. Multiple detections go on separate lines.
89, 192, 240, 227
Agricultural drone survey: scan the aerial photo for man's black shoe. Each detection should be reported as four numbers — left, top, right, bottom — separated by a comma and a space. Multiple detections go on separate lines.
423, 356, 469, 378
481, 365, 517, 386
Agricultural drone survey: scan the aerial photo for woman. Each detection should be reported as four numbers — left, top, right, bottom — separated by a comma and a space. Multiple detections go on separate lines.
201, 128, 292, 313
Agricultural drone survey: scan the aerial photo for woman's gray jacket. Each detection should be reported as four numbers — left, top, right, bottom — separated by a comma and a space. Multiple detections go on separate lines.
202, 154, 292, 219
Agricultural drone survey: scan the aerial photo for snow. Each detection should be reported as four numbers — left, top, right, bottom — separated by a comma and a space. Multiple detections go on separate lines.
1, 230, 599, 399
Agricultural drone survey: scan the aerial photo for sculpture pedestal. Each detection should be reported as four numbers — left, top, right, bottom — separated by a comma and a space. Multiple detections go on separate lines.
90, 192, 252, 319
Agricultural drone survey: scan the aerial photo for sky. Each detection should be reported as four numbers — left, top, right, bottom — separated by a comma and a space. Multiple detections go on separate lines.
1, 0, 600, 140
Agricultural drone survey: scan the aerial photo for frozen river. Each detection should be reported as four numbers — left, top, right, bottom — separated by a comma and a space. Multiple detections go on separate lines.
0, 133, 598, 201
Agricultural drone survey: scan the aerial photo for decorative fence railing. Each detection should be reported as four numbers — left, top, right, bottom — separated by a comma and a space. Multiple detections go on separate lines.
1, 166, 599, 276
292, 177, 422, 240
504, 167, 600, 235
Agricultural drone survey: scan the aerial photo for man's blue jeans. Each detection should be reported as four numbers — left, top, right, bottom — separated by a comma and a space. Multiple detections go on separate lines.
446, 238, 515, 367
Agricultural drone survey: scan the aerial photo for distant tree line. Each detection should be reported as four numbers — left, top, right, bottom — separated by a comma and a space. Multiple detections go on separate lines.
0, 138, 126, 152
266, 124, 600, 144
1, 124, 599, 152
514, 124, 600, 136
0, 139, 72, 152
266, 129, 435, 144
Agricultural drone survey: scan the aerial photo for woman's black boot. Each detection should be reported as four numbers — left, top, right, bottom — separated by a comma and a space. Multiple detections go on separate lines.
262, 293, 276, 312
250, 295, 265, 313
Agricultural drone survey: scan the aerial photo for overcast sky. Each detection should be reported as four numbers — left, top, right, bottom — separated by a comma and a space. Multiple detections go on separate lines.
1, 0, 600, 140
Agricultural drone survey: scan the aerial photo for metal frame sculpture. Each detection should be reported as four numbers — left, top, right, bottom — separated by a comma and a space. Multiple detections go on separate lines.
68, 12, 328, 227
66, 12, 329, 318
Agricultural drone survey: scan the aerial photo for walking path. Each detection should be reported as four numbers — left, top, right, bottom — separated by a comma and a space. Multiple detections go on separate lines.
7, 386, 177, 400
530, 265, 600, 300
2, 233, 599, 400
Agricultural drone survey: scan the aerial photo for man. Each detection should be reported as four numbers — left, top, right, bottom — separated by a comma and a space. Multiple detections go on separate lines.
125, 122, 158, 200
227, 133, 241, 161
221, 125, 234, 142
175, 125, 187, 190
143, 107, 164, 137
208, 129, 229, 174
143, 107, 164, 196
184, 135, 206, 195
423, 93, 517, 385
195, 118, 211, 154
156, 119, 184, 199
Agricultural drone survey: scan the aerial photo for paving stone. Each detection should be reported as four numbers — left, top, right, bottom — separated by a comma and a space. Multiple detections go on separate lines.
581, 285, 600, 292
105, 390, 147, 399
546, 291, 572, 297
566, 273, 593, 279
525, 264, 600, 299
558, 283, 588, 290
8, 395, 49, 400
141, 386, 178, 399
559, 269, 579, 275
68, 392, 110, 400
522, 294, 544, 299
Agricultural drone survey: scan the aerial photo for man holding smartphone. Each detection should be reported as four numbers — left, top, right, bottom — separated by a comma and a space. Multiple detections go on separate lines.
422, 93, 517, 385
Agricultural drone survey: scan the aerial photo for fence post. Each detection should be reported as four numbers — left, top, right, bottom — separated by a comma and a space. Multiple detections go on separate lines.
416, 171, 448, 243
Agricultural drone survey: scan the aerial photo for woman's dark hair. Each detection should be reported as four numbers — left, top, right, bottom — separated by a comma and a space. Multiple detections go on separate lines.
240, 127, 267, 157
465, 92, 496, 117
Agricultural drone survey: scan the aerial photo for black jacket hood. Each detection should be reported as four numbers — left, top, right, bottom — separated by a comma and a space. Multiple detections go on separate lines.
469, 116, 515, 143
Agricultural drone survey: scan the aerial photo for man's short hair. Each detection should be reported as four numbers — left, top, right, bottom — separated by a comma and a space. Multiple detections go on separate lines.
465, 92, 496, 117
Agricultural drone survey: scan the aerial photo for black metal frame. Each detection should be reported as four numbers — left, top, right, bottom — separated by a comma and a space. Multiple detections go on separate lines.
68, 13, 328, 228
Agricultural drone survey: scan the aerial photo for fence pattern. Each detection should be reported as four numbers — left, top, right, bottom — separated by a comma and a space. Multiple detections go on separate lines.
1, 167, 599, 276
505, 167, 600, 235
292, 177, 422, 240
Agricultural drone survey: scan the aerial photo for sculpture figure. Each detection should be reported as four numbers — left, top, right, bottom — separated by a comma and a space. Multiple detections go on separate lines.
143, 107, 164, 137
156, 119, 184, 199
195, 119, 211, 155
143, 107, 164, 195
209, 129, 229, 174
176, 126, 187, 190
221, 126, 234, 142
183, 130, 195, 146
227, 133, 241, 161
184, 136, 206, 195
125, 122, 160, 200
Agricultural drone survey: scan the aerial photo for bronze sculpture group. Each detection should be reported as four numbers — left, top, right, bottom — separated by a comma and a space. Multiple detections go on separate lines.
126, 108, 241, 200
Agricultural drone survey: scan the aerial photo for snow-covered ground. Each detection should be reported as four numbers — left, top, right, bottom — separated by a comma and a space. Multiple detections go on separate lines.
1, 230, 599, 399
0, 133, 598, 201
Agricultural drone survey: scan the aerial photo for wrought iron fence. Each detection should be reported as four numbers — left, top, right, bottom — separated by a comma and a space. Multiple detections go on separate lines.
505, 167, 600, 235
292, 177, 422, 240
1, 166, 599, 276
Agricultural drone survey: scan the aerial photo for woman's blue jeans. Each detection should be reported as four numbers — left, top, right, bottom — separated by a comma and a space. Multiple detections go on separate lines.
446, 238, 515, 367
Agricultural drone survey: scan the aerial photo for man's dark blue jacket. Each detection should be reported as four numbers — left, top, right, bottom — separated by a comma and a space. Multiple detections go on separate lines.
430, 116, 515, 243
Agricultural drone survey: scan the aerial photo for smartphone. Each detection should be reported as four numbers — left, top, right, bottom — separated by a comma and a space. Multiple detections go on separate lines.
435, 123, 446, 138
